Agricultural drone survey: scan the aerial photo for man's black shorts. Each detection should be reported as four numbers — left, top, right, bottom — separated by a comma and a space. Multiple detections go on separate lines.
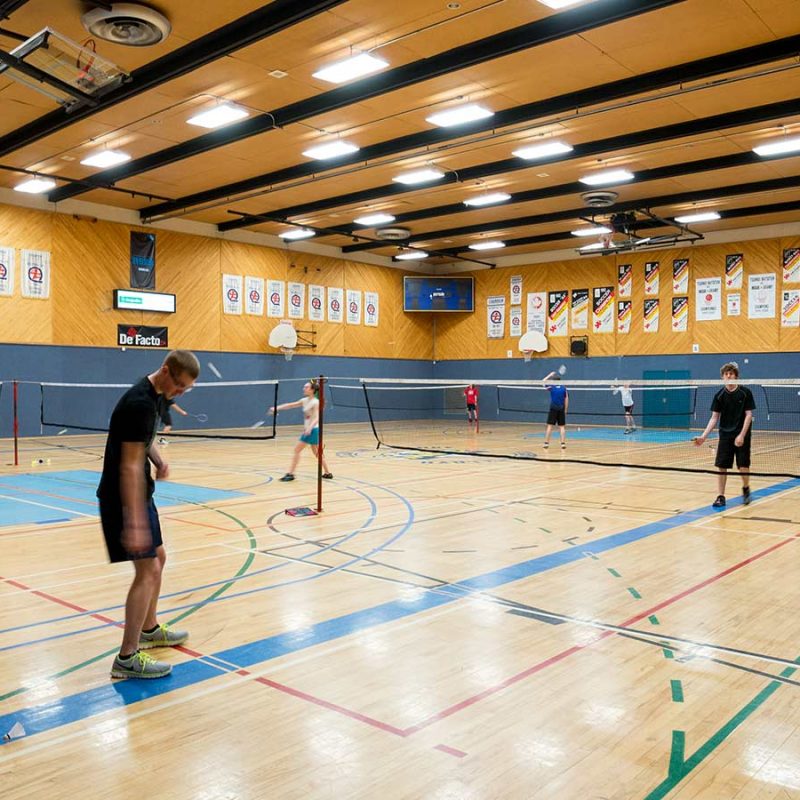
715, 433, 751, 469
99, 497, 163, 562
623, 404, 634, 414
547, 408, 566, 426
467, 403, 476, 411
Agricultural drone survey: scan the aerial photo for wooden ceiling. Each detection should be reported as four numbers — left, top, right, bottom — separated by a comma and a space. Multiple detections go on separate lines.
0, 0, 798, 267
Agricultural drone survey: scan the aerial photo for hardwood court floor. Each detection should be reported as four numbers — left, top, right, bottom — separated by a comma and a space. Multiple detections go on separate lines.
1, 424, 800, 799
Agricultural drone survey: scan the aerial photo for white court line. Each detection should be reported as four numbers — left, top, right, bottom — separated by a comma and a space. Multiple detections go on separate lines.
0, 493, 95, 519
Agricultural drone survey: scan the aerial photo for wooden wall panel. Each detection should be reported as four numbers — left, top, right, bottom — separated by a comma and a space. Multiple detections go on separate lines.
0, 205, 52, 345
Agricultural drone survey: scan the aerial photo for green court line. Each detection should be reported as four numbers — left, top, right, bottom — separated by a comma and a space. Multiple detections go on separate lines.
0, 505, 257, 704
539, 527, 551, 534
670, 680, 684, 703
644, 660, 800, 799
649, 615, 660, 625
608, 568, 622, 578
627, 587, 642, 599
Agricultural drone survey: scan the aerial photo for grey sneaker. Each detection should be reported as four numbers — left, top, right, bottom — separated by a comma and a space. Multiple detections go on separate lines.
111, 651, 171, 679
743, 486, 751, 505
139, 623, 188, 649
279, 473, 295, 482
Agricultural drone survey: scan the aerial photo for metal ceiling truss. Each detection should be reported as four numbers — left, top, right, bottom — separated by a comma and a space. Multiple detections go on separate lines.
0, 0, 349, 159
140, 34, 800, 223
0, 0, 29, 20
46, 0, 687, 204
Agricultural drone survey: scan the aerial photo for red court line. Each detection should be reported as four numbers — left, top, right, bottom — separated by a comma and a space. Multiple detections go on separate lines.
403, 530, 800, 735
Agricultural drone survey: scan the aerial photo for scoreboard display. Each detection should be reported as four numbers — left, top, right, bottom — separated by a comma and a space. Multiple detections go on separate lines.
403, 276, 474, 312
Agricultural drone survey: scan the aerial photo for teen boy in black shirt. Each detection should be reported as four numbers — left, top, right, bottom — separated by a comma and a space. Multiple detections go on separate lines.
694, 361, 755, 508
98, 350, 200, 679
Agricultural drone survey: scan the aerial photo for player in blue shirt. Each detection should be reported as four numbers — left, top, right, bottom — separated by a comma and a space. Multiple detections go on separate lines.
543, 370, 568, 450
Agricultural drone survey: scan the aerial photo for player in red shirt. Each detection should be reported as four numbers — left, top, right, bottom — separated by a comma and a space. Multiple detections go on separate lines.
464, 384, 479, 425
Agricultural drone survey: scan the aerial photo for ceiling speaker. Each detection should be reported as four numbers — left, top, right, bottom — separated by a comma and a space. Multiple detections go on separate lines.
82, 3, 171, 46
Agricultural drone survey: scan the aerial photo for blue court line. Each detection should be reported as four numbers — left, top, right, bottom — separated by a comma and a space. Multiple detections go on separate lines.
1, 478, 797, 744
522, 427, 712, 444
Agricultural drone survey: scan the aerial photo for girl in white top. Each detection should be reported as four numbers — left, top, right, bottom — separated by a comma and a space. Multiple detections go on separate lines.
270, 379, 332, 482
612, 382, 636, 433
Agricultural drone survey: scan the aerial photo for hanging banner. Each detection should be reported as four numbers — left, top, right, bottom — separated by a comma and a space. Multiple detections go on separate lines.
783, 248, 800, 284
328, 287, 343, 323
487, 295, 505, 338
0, 246, 14, 296
509, 305, 522, 338
672, 259, 689, 294
617, 300, 631, 334
571, 288, 589, 330
644, 261, 660, 296
365, 291, 379, 327
510, 275, 523, 308
245, 276, 264, 316
695, 277, 721, 321
592, 286, 614, 333
308, 285, 325, 322
526, 291, 547, 333
781, 290, 800, 327
117, 324, 168, 348
266, 279, 285, 318
644, 298, 659, 333
748, 273, 776, 319
130, 231, 156, 290
617, 263, 632, 298
727, 293, 741, 316
548, 290, 569, 337
287, 282, 305, 319
725, 253, 743, 290
21, 250, 50, 299
222, 274, 242, 315
346, 289, 362, 324
671, 296, 688, 332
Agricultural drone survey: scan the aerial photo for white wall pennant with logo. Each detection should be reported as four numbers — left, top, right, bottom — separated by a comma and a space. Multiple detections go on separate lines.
509, 305, 522, 337
0, 246, 14, 296
245, 276, 264, 316
266, 279, 285, 317
748, 273, 776, 319
571, 288, 588, 330
21, 250, 50, 299
781, 290, 800, 327
592, 286, 614, 333
727, 293, 740, 316
548, 290, 569, 337
725, 253, 743, 290
287, 281, 305, 319
364, 291, 379, 327
510, 275, 523, 308
644, 261, 660, 296
783, 248, 800, 284
308, 285, 325, 321
617, 300, 631, 334
617, 263, 632, 298
487, 295, 505, 338
222, 274, 243, 315
695, 277, 721, 321
672, 259, 689, 294
643, 298, 659, 332
671, 296, 688, 331
526, 291, 546, 333
346, 289, 362, 324
328, 287, 343, 323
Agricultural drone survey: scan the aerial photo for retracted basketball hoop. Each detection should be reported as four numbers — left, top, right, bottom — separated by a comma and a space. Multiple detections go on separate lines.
518, 330, 548, 362
268, 320, 317, 361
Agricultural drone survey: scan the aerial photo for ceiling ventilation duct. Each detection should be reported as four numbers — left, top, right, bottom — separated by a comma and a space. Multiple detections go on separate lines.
374, 226, 411, 241
581, 190, 618, 208
82, 3, 171, 46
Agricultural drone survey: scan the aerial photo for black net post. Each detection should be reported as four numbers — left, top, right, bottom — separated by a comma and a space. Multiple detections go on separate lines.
362, 380, 381, 449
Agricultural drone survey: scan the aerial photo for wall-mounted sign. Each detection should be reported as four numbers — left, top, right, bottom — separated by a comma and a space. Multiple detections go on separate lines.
114, 289, 175, 313
117, 324, 168, 348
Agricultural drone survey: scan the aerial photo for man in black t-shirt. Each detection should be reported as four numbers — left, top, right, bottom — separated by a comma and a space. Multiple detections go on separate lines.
98, 350, 200, 679
694, 362, 755, 508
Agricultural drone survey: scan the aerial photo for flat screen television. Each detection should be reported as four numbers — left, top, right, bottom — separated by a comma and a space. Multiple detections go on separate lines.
403, 276, 474, 312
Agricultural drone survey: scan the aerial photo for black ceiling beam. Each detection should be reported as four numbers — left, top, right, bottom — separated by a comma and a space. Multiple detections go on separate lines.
48, 0, 688, 204
442, 198, 800, 255
334, 149, 798, 253
297, 97, 800, 249
0, 0, 348, 160
141, 34, 800, 222
393, 174, 800, 249
0, 0, 30, 20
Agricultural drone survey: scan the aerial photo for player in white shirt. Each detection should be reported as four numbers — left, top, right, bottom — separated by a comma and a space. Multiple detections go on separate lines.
612, 382, 636, 434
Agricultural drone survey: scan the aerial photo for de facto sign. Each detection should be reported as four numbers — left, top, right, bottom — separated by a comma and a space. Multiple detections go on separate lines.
117, 325, 168, 348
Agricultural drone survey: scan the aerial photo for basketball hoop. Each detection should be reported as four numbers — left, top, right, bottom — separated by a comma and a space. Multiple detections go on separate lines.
280, 347, 295, 362
523, 350, 533, 363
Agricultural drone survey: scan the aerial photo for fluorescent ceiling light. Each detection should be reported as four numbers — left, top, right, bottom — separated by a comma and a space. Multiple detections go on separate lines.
302, 140, 360, 160
14, 177, 56, 193
752, 136, 800, 157
674, 211, 721, 223
312, 52, 388, 84
463, 192, 511, 207
396, 251, 428, 260
634, 237, 652, 245
188, 103, 249, 129
468, 241, 505, 251
512, 141, 573, 160
279, 228, 315, 240
354, 213, 395, 226
580, 241, 615, 251
570, 225, 612, 237
80, 149, 131, 168
426, 104, 494, 128
579, 169, 634, 186
538, 0, 591, 8
392, 168, 444, 185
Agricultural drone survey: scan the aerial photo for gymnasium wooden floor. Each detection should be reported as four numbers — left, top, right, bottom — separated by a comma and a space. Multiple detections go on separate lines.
2, 422, 800, 799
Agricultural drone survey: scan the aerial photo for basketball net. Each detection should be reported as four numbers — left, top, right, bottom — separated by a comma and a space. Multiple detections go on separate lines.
280, 347, 295, 362
523, 350, 533, 363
